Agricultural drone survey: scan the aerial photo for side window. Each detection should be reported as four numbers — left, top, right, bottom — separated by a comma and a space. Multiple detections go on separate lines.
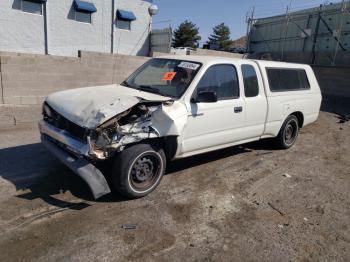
117, 20, 131, 30
116, 10, 136, 31
21, 0, 43, 15
197, 64, 239, 100
75, 10, 92, 23
267, 68, 310, 92
73, 0, 97, 24
242, 64, 259, 97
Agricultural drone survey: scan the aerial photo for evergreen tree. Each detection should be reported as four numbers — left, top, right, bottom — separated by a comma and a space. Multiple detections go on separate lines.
208, 23, 231, 50
173, 20, 201, 48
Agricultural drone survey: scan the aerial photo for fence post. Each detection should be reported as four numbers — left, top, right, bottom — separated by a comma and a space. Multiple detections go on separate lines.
281, 1, 293, 61
332, 0, 347, 66
245, 7, 255, 54
311, 6, 322, 65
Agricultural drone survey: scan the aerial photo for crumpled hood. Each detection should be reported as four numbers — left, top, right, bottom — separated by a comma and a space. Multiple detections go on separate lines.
45, 84, 171, 129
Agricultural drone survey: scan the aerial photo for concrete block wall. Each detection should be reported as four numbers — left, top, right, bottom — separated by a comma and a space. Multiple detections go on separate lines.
0, 68, 3, 103
0, 51, 149, 106
190, 49, 244, 59
152, 50, 244, 59
152, 51, 171, 58
0, 104, 43, 127
0, 51, 149, 126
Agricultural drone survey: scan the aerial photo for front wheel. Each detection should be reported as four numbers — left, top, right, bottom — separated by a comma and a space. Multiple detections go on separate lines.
275, 115, 299, 149
112, 143, 166, 199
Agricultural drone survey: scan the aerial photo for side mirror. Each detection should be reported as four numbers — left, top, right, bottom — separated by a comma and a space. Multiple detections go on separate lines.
193, 91, 217, 103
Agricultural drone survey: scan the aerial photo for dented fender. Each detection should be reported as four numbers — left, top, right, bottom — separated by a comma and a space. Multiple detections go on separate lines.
86, 101, 188, 159
150, 101, 188, 137
44, 85, 190, 160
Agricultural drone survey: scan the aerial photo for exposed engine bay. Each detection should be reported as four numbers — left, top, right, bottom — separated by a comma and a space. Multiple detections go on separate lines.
41, 84, 189, 163
42, 98, 185, 161
87, 102, 162, 159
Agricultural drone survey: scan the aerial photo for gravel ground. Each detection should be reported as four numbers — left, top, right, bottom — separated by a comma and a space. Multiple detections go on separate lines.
0, 111, 349, 262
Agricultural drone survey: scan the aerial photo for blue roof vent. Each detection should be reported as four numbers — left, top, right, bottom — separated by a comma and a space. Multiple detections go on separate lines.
74, 0, 97, 13
117, 10, 137, 21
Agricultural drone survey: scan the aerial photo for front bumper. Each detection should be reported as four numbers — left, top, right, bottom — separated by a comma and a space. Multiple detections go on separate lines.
39, 120, 90, 157
39, 120, 111, 199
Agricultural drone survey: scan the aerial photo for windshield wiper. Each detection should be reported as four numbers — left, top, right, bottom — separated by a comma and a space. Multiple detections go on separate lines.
138, 85, 162, 95
122, 82, 169, 97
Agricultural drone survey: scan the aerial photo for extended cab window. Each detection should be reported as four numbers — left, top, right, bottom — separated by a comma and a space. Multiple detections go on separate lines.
267, 68, 310, 92
242, 64, 259, 97
197, 64, 239, 100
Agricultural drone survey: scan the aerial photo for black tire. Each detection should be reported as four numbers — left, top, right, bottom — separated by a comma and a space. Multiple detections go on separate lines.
275, 115, 299, 149
112, 143, 166, 199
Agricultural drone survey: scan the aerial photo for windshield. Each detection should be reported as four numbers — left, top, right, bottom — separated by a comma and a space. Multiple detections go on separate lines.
122, 58, 202, 98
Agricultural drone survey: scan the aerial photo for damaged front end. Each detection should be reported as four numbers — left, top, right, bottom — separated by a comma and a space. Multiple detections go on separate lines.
39, 91, 187, 199
39, 96, 186, 199
41, 99, 174, 161
87, 102, 164, 160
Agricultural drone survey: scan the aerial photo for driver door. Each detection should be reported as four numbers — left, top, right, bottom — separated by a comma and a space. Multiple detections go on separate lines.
181, 64, 246, 155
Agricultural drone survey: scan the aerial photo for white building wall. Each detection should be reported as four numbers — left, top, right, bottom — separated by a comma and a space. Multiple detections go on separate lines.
114, 0, 151, 56
48, 0, 112, 57
0, 0, 151, 57
0, 0, 45, 54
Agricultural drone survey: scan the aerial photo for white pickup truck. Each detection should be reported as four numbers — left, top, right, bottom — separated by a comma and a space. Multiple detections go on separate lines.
39, 56, 322, 199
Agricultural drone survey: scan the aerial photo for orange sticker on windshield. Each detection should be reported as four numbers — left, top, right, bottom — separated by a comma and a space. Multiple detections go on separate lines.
162, 72, 177, 81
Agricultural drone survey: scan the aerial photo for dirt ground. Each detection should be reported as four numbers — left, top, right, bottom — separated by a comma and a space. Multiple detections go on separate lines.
0, 106, 349, 261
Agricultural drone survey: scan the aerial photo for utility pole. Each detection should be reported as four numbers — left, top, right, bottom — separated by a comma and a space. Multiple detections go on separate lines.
43, 1, 49, 55
111, 0, 115, 54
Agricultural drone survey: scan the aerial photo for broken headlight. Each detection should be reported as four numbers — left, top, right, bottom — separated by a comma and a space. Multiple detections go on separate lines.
43, 103, 52, 118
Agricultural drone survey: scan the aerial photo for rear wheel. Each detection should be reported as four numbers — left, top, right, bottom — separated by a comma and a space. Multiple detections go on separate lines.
112, 143, 166, 199
275, 115, 299, 149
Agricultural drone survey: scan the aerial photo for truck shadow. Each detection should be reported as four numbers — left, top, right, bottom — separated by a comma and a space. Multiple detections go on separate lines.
0, 142, 101, 208
166, 145, 253, 174
0, 141, 263, 207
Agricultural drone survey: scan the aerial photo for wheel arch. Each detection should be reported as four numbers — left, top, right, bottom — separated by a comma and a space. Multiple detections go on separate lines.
122, 136, 178, 160
290, 111, 304, 128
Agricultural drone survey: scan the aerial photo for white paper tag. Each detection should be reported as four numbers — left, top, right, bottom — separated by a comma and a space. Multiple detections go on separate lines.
178, 61, 200, 70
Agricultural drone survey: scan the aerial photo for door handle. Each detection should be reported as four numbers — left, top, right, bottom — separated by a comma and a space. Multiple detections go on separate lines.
234, 106, 243, 113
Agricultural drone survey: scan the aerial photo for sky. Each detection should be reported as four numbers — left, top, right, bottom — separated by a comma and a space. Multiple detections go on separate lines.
152, 0, 333, 42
